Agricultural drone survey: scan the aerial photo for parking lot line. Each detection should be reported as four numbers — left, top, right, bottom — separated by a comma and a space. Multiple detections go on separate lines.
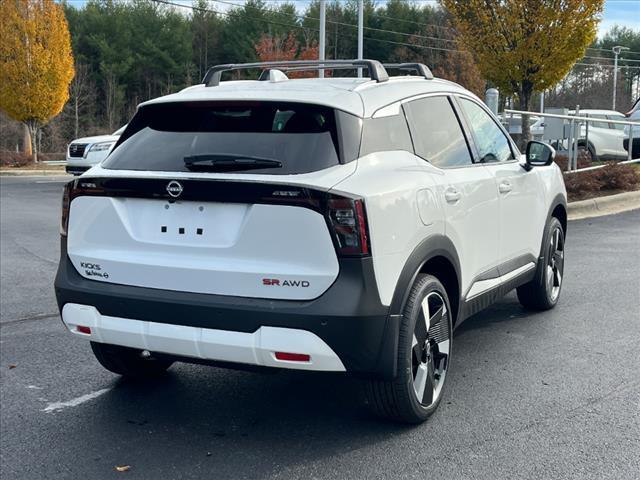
42, 388, 111, 413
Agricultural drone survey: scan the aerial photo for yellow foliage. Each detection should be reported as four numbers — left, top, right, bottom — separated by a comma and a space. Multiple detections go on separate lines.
0, 0, 75, 125
442, 0, 604, 105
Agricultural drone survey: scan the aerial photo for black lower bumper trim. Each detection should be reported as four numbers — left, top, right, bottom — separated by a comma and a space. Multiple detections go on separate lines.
65, 166, 90, 175
55, 242, 397, 378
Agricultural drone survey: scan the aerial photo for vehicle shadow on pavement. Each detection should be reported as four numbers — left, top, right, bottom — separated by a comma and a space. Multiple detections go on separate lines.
60, 295, 538, 477
74, 366, 410, 476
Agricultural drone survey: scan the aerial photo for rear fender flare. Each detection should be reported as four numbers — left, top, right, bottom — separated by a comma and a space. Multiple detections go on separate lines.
389, 235, 461, 319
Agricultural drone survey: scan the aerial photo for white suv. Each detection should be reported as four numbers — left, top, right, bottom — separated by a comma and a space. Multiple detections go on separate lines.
65, 125, 126, 175
55, 60, 567, 423
572, 109, 627, 161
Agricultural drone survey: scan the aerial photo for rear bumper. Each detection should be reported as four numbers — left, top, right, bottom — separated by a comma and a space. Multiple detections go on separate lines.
55, 243, 399, 378
62, 303, 346, 371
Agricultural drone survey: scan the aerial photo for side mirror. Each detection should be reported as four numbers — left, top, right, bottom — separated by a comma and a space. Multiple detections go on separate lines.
525, 141, 555, 170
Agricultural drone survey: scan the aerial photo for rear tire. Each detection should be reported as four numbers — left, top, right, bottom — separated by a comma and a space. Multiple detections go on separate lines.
365, 274, 453, 424
577, 141, 597, 163
90, 342, 173, 377
517, 217, 565, 311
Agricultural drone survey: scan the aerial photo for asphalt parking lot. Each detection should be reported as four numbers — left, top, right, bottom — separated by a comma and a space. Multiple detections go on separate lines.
1, 175, 639, 480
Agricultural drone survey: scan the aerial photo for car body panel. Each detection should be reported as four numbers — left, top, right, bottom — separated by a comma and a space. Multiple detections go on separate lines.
485, 159, 546, 265
67, 195, 340, 301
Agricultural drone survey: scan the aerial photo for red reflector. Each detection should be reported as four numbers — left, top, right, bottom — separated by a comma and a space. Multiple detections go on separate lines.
275, 352, 311, 362
76, 326, 91, 335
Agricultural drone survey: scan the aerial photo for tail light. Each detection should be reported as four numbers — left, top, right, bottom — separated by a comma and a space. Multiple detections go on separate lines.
60, 181, 73, 237
326, 195, 370, 256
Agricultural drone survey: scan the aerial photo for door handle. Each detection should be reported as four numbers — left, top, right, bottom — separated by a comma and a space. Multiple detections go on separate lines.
498, 181, 512, 194
444, 188, 461, 203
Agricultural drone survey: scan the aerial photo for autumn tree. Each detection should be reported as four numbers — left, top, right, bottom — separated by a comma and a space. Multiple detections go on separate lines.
433, 49, 485, 97
0, 0, 75, 162
393, 36, 485, 97
67, 63, 95, 139
441, 0, 604, 146
255, 32, 320, 78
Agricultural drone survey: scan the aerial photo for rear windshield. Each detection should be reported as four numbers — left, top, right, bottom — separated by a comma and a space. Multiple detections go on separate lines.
104, 101, 360, 174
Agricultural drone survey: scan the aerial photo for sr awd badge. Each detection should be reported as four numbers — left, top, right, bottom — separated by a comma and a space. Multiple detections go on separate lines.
166, 180, 183, 198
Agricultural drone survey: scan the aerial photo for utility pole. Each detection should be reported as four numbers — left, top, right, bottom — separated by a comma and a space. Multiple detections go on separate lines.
357, 0, 363, 78
319, 0, 326, 78
612, 45, 629, 110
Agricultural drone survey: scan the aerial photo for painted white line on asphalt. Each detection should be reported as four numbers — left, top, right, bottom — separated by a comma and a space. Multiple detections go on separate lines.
42, 388, 111, 413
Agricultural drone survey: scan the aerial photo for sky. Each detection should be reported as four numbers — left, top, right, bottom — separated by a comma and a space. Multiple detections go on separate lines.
62, 0, 640, 38
599, 0, 640, 36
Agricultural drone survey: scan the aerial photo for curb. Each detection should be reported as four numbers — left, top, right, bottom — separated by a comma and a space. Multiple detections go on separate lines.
0, 170, 70, 177
568, 190, 640, 220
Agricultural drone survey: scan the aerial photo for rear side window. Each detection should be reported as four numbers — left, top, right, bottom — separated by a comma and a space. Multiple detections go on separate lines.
607, 114, 625, 130
105, 102, 361, 174
360, 114, 413, 156
403, 96, 472, 168
587, 114, 609, 129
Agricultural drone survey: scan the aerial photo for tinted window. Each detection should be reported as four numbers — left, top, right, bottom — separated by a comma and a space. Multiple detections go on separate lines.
607, 114, 625, 130
403, 96, 472, 167
105, 102, 360, 174
360, 114, 413, 156
588, 114, 609, 129
459, 98, 513, 163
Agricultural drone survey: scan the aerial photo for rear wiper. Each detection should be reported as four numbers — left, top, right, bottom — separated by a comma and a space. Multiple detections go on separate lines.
183, 154, 282, 171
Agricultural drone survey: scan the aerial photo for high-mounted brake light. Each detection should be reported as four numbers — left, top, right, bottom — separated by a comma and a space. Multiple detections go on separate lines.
326, 196, 370, 256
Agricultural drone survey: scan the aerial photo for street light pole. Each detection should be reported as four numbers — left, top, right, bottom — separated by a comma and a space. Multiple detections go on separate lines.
319, 0, 326, 78
612, 45, 630, 110
357, 0, 363, 78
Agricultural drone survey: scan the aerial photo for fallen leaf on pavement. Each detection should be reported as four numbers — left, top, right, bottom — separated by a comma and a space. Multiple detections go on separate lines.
8, 364, 16, 369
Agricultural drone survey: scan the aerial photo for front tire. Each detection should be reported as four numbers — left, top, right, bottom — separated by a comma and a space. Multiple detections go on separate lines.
90, 342, 173, 378
517, 217, 565, 310
365, 274, 453, 423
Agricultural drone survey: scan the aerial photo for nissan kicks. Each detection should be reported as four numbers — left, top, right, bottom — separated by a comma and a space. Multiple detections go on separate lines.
55, 60, 567, 423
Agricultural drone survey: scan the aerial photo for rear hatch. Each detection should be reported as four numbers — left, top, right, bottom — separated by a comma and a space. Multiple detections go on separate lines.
65, 101, 366, 301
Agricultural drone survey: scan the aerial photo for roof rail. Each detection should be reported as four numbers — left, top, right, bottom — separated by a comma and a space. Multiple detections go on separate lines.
383, 63, 434, 80
257, 64, 378, 81
202, 59, 389, 86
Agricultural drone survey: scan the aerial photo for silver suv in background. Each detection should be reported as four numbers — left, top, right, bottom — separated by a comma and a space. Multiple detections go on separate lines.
66, 125, 126, 175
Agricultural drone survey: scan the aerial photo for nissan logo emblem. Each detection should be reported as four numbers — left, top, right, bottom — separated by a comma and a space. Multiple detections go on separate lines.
166, 180, 183, 198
